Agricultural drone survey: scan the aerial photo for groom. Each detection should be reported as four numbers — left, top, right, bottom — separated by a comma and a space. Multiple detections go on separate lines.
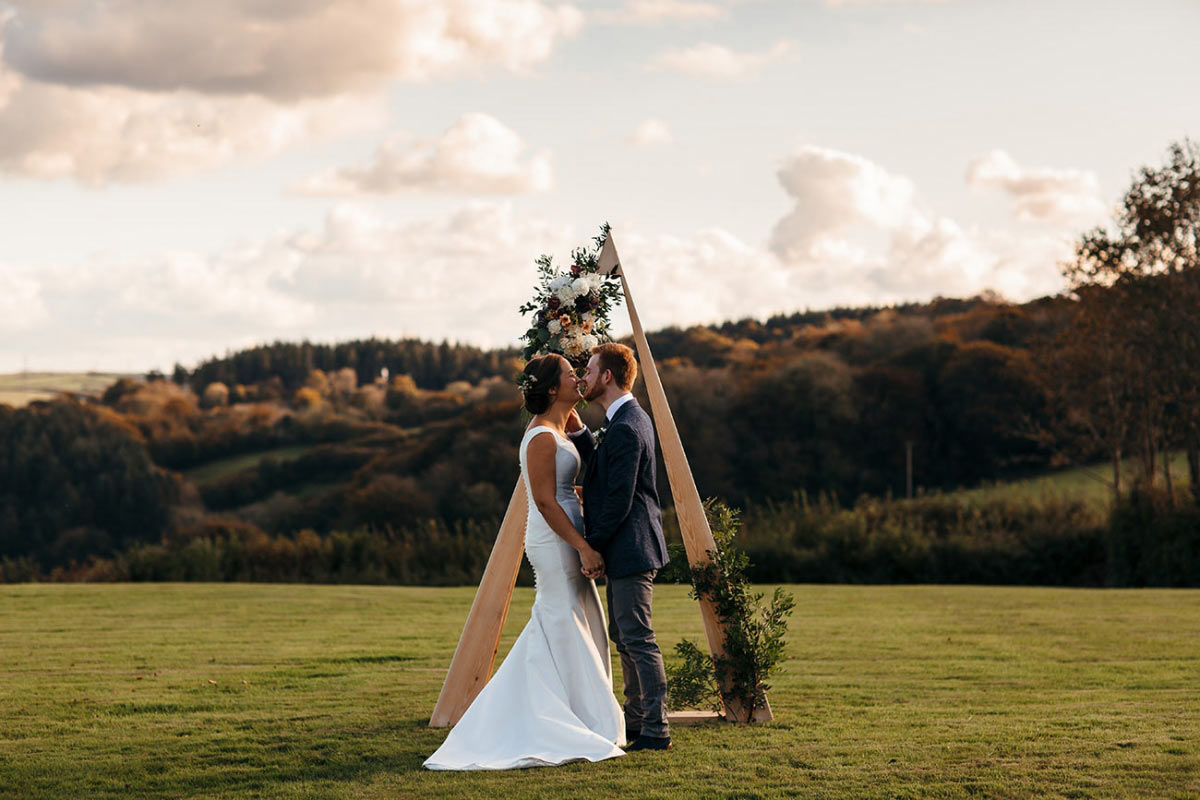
567, 342, 672, 753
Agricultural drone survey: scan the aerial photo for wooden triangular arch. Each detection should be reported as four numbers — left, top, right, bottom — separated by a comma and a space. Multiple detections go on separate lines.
429, 233, 771, 727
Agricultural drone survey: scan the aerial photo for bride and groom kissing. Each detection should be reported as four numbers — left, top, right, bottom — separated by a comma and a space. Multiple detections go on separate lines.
424, 343, 673, 770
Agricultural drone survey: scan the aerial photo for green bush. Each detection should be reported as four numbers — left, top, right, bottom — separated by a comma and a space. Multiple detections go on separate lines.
1105, 487, 1200, 586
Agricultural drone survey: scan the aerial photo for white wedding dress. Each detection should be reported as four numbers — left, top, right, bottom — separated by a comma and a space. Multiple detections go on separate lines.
423, 425, 626, 770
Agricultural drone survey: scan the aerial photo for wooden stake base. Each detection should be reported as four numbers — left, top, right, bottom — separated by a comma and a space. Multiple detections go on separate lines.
667, 710, 724, 726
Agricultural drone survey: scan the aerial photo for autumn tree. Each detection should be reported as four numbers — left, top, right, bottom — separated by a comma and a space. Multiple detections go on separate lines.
1062, 139, 1200, 499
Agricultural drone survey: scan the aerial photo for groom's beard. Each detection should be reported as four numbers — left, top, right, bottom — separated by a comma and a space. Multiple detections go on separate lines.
583, 381, 604, 402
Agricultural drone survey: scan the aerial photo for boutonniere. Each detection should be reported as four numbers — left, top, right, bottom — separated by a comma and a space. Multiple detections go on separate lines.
593, 425, 608, 447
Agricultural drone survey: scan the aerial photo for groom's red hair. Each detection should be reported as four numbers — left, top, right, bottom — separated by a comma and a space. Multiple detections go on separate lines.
592, 343, 637, 391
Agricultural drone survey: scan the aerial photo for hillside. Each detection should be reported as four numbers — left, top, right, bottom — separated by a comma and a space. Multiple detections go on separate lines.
0, 371, 135, 407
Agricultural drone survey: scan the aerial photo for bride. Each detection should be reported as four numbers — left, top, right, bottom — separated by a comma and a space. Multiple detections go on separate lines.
423, 354, 626, 770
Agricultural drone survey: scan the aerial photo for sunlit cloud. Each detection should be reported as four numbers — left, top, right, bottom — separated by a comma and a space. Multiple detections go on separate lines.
291, 113, 554, 196
649, 40, 795, 78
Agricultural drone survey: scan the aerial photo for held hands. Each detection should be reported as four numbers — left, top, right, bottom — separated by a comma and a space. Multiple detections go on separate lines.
579, 546, 605, 580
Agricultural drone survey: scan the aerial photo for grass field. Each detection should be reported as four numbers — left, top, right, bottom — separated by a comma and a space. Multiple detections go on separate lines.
948, 450, 1190, 512
182, 445, 321, 485
2, 584, 1197, 799
0, 371, 133, 408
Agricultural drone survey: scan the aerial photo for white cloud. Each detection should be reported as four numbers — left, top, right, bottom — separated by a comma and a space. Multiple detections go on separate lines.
0, 1, 581, 183
597, 0, 725, 24
2, 204, 574, 371
966, 149, 1107, 224
629, 119, 675, 146
1, 178, 1076, 373
2, 0, 584, 100
770, 146, 917, 258
0, 67, 381, 185
649, 40, 795, 78
825, 0, 952, 5
2, 143, 1086, 372
0, 267, 47, 333
603, 227, 792, 331
769, 145, 1072, 308
291, 113, 553, 196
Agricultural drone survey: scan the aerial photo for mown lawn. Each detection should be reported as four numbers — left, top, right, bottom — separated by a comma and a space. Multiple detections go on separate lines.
1, 583, 1197, 799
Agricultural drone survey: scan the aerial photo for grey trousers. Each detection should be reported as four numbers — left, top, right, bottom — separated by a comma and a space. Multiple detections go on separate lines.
605, 570, 669, 739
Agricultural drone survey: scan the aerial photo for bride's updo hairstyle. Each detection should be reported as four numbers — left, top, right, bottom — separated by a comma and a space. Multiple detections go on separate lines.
519, 355, 564, 415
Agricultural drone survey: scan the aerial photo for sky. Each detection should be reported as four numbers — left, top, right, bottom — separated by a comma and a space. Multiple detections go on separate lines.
1, 0, 1198, 374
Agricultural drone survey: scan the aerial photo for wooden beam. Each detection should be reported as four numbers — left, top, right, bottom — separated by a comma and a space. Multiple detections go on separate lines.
428, 478, 528, 727
613, 256, 772, 723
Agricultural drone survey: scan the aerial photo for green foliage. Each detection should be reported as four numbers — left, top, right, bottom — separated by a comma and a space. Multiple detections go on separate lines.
0, 399, 179, 567
663, 639, 722, 713
26, 520, 506, 586
182, 336, 515, 394
1105, 485, 1200, 586
666, 500, 796, 718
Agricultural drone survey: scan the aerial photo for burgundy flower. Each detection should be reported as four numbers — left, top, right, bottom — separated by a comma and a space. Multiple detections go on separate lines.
571, 264, 582, 276
547, 296, 561, 310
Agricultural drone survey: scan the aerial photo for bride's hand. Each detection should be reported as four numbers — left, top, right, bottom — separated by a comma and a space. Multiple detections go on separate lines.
580, 547, 604, 578
565, 409, 583, 433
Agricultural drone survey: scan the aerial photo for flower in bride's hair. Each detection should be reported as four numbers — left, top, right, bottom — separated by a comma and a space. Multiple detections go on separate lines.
516, 371, 537, 393
548, 318, 562, 335
558, 314, 573, 330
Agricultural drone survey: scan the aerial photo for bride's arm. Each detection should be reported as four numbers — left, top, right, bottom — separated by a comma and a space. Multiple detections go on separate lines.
526, 432, 604, 575
564, 409, 595, 463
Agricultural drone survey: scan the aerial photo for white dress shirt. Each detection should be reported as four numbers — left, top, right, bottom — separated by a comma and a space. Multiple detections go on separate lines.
606, 392, 634, 422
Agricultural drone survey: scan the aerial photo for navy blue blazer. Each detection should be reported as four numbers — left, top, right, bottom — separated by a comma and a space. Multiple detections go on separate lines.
568, 399, 669, 579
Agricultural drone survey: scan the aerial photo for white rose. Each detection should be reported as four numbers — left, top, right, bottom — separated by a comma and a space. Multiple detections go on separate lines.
548, 319, 562, 335
549, 276, 570, 292
582, 334, 599, 351
571, 277, 588, 295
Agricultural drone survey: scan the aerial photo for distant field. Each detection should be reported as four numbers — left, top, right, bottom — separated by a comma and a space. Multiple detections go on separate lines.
1, 583, 1197, 799
947, 450, 1190, 511
183, 445, 322, 485
0, 371, 132, 407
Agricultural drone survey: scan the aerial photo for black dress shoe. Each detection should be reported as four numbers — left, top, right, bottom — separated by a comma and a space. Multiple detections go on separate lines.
624, 735, 672, 752
625, 728, 640, 743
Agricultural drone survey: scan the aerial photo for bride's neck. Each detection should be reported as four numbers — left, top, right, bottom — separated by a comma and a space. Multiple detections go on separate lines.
538, 403, 572, 430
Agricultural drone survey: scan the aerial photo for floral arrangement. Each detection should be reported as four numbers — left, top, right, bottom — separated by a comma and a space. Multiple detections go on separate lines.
518, 224, 624, 370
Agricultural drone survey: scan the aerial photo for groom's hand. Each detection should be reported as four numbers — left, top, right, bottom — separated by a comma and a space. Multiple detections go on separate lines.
580, 547, 604, 578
